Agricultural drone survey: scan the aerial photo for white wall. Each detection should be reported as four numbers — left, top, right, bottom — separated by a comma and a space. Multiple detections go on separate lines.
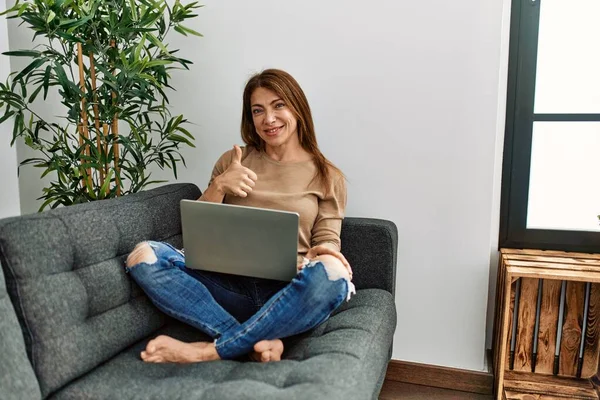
8, 0, 510, 371
0, 0, 21, 219
160, 0, 509, 371
486, 0, 513, 352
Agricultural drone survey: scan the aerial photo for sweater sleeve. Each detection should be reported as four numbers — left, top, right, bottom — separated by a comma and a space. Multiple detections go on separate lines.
207, 150, 231, 188
311, 174, 347, 251
197, 148, 233, 201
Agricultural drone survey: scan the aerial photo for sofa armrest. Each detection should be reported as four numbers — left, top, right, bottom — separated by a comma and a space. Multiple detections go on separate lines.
340, 217, 398, 296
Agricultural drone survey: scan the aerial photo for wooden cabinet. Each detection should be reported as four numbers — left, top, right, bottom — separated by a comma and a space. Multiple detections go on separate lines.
493, 249, 600, 399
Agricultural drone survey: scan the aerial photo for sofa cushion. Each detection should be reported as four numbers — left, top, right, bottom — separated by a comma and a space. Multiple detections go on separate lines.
0, 183, 201, 398
50, 289, 396, 400
0, 263, 41, 400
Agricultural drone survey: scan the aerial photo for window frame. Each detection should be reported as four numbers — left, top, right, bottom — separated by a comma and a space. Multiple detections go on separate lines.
499, 0, 600, 252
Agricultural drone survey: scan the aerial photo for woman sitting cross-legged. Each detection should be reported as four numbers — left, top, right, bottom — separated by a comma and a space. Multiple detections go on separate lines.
125, 69, 354, 363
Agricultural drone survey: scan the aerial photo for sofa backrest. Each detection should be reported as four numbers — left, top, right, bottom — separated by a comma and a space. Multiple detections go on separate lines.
0, 262, 41, 399
0, 183, 201, 398
341, 217, 398, 296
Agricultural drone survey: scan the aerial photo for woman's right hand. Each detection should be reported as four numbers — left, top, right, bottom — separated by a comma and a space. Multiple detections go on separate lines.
215, 145, 258, 198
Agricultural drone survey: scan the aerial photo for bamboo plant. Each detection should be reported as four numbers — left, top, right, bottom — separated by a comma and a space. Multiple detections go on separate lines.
0, 0, 202, 210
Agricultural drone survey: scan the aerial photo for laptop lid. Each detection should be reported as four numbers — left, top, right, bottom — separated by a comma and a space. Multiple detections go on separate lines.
180, 199, 299, 281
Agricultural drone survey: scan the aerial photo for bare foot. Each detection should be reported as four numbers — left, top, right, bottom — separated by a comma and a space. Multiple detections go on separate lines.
140, 335, 221, 363
251, 339, 284, 362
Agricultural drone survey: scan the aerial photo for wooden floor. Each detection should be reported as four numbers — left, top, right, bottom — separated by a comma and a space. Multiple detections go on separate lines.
379, 380, 493, 400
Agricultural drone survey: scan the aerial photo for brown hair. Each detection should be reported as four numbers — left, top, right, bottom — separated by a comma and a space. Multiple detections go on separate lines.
240, 69, 344, 193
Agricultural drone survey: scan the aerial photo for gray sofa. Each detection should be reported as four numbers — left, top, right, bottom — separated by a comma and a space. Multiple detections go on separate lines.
0, 183, 397, 400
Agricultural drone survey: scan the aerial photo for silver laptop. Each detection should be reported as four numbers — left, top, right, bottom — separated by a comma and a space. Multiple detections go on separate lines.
180, 199, 299, 281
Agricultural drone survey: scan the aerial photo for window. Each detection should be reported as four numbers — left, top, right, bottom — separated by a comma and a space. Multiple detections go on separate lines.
500, 0, 600, 252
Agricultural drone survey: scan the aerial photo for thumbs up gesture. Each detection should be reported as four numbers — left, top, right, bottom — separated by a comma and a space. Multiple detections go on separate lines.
231, 144, 244, 165
217, 145, 258, 198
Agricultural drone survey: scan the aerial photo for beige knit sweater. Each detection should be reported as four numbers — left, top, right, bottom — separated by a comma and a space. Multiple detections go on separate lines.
200, 146, 346, 262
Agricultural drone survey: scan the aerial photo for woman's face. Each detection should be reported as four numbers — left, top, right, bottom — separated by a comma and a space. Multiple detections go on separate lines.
250, 87, 298, 150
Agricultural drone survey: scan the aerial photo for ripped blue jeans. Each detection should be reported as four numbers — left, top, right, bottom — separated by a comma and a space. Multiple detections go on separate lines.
125, 241, 354, 360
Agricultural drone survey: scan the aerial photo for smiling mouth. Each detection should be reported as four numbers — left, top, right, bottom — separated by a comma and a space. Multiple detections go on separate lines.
264, 126, 283, 136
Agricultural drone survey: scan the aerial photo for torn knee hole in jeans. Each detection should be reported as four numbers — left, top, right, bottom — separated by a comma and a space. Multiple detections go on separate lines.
126, 242, 158, 267
305, 259, 356, 301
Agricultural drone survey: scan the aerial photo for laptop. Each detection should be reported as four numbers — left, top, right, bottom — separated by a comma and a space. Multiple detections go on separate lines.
180, 199, 299, 281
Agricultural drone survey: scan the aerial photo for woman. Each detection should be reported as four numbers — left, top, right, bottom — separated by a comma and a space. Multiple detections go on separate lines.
126, 69, 354, 363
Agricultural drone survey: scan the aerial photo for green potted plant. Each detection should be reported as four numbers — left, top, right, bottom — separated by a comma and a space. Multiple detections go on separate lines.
0, 0, 202, 210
